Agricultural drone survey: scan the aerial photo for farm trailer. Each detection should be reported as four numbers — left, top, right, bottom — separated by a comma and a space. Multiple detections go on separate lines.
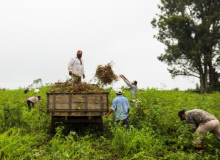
46, 92, 109, 134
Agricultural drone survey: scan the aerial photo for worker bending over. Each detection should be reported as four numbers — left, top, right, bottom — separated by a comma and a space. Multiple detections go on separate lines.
178, 109, 220, 147
27, 96, 41, 111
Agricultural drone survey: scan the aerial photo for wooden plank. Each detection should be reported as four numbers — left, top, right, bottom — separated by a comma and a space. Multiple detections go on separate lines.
47, 92, 109, 116
71, 95, 85, 102
54, 104, 69, 109
100, 95, 103, 113
69, 94, 72, 115
87, 103, 102, 109
55, 95, 69, 103
53, 94, 56, 113
49, 104, 107, 111
52, 118, 102, 123
83, 94, 88, 111
47, 111, 108, 116
71, 103, 86, 109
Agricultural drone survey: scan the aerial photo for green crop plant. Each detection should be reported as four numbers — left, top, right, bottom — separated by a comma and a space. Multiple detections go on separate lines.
0, 86, 220, 159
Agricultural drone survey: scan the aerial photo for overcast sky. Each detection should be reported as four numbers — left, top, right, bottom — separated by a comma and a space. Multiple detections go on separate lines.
0, 0, 199, 90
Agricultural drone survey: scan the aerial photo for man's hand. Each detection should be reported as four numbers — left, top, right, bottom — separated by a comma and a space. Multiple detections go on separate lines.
83, 74, 85, 79
69, 71, 72, 75
105, 109, 113, 119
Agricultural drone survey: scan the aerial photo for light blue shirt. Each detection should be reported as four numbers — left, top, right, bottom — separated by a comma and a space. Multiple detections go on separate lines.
111, 95, 130, 121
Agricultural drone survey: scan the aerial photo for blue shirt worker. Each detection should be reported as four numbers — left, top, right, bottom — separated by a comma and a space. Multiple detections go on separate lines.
105, 89, 130, 128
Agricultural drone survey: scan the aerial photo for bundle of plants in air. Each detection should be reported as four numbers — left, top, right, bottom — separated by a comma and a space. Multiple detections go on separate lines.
94, 62, 118, 86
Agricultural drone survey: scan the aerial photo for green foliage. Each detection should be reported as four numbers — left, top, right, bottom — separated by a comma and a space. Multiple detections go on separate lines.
0, 87, 220, 159
152, 0, 220, 93
32, 78, 43, 88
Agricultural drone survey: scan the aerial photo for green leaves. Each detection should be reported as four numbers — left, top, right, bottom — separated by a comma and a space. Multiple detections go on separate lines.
152, 0, 220, 92
1, 87, 220, 159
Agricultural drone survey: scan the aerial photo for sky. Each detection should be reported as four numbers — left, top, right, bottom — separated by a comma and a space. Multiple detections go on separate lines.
0, 0, 199, 90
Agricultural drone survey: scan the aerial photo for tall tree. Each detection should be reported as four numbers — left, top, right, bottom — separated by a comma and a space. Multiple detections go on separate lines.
152, 0, 220, 93
32, 78, 43, 88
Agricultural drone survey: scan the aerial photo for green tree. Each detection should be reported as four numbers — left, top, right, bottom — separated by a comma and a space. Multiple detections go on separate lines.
152, 0, 220, 93
32, 78, 43, 88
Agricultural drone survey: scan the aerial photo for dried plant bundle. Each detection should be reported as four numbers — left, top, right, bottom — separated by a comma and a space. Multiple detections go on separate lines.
95, 62, 118, 85
50, 82, 105, 93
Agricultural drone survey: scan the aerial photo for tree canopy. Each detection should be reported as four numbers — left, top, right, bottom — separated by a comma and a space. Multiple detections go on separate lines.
152, 0, 220, 92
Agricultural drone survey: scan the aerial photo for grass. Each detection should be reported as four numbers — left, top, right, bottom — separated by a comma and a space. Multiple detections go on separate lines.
0, 86, 220, 159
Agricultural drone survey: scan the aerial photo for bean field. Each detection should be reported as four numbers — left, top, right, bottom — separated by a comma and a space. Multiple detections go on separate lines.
0, 86, 220, 159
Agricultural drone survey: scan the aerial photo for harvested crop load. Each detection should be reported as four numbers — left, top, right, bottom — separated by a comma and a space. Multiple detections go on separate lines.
95, 62, 118, 85
49, 82, 105, 93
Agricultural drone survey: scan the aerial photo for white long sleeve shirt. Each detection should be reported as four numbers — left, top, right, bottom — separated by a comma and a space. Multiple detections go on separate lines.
68, 57, 84, 77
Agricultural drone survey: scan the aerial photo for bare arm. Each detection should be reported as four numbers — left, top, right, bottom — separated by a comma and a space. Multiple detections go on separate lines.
120, 74, 133, 87
119, 74, 128, 81
105, 109, 113, 119
186, 118, 197, 132
34, 97, 39, 106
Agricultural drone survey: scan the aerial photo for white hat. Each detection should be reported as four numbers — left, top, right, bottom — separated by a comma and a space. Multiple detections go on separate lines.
116, 89, 122, 94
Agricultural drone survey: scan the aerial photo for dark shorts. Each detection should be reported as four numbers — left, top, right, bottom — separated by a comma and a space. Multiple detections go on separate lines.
27, 100, 34, 110
116, 118, 129, 129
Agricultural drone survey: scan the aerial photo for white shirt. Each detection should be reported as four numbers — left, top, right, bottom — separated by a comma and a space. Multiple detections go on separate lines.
34, 88, 39, 93
68, 57, 84, 77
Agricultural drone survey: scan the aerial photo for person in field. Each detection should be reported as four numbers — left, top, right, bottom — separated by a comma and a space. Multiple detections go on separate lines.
24, 87, 30, 94
119, 74, 137, 98
34, 88, 40, 94
178, 109, 220, 148
27, 96, 41, 111
68, 50, 85, 83
105, 89, 130, 129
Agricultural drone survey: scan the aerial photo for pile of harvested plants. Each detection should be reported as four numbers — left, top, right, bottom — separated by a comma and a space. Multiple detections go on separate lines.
94, 62, 118, 85
49, 81, 105, 93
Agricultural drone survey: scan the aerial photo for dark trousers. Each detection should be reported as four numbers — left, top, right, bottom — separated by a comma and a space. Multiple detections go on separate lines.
116, 118, 129, 129
27, 100, 34, 111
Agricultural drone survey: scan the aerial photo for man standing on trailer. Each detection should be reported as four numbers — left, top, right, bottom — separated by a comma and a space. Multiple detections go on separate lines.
68, 50, 85, 83
178, 109, 220, 148
105, 89, 130, 129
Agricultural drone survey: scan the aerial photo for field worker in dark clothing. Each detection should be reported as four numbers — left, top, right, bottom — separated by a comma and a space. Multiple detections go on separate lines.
119, 74, 137, 98
68, 50, 85, 84
24, 87, 29, 94
178, 109, 220, 146
27, 96, 41, 111
105, 89, 130, 129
